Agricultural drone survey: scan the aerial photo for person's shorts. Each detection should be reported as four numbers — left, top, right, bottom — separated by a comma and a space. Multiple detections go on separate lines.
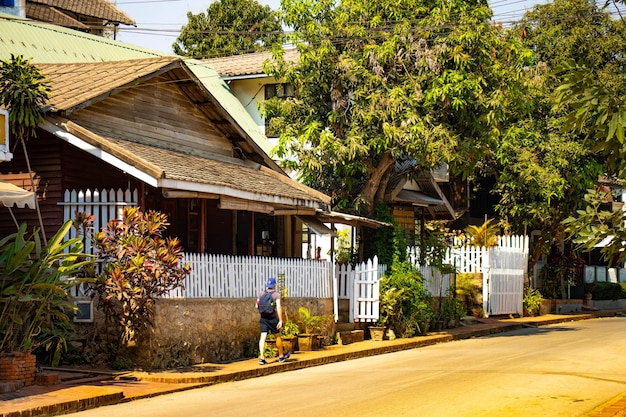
260, 315, 279, 334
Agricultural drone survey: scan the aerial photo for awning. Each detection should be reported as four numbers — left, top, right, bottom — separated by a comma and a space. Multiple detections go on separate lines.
395, 189, 444, 206
315, 211, 392, 229
0, 181, 36, 209
297, 215, 336, 236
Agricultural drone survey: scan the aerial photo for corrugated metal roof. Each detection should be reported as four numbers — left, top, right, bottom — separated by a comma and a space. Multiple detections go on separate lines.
29, 0, 135, 25
185, 60, 274, 157
0, 13, 163, 62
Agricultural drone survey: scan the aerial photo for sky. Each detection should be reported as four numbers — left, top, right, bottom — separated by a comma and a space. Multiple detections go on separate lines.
112, 0, 550, 54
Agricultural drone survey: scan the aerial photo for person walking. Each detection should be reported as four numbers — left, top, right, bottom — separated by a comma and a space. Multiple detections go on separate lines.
256, 277, 290, 365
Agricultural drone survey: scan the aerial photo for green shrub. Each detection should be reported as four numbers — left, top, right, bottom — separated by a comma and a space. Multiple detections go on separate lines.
523, 288, 543, 316
90, 207, 191, 348
380, 262, 434, 337
456, 273, 481, 313
0, 221, 93, 364
584, 281, 623, 300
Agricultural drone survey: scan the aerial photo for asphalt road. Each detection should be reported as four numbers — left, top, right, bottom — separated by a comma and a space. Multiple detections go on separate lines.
66, 317, 626, 417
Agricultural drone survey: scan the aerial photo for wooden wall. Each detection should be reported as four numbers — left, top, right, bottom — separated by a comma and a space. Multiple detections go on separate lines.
68, 75, 234, 158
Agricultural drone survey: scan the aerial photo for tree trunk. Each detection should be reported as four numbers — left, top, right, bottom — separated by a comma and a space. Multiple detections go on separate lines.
360, 151, 395, 217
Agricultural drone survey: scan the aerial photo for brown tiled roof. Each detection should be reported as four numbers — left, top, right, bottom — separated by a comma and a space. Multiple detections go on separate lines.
28, 0, 135, 25
204, 48, 299, 78
26, 3, 89, 29
37, 57, 180, 112
104, 136, 328, 205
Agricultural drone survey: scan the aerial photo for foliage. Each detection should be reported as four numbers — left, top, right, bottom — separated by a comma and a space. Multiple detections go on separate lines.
371, 204, 406, 266
482, 0, 618, 263
265, 0, 519, 218
441, 289, 467, 321
516, 0, 626, 263
295, 306, 332, 335
464, 219, 500, 247
173, 0, 283, 57
538, 246, 584, 299
0, 54, 50, 141
333, 228, 356, 265
379, 261, 434, 337
0, 54, 51, 241
522, 288, 543, 316
584, 281, 624, 301
455, 273, 482, 314
563, 187, 626, 268
280, 319, 300, 338
0, 221, 94, 361
89, 207, 191, 347
414, 223, 455, 273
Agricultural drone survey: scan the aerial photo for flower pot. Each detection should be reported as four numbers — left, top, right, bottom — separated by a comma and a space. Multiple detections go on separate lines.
297, 334, 319, 351
282, 336, 297, 354
368, 326, 385, 341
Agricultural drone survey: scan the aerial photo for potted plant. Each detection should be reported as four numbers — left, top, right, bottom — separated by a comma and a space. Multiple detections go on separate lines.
523, 287, 543, 317
367, 324, 385, 341
295, 306, 327, 351
280, 319, 300, 353
0, 221, 94, 388
441, 288, 466, 329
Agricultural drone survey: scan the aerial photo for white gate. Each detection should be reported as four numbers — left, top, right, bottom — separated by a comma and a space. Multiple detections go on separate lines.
483, 238, 528, 316
352, 256, 380, 323
409, 235, 529, 317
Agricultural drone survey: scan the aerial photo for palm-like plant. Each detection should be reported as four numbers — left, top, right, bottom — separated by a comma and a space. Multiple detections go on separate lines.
0, 221, 94, 361
0, 54, 51, 242
464, 219, 500, 247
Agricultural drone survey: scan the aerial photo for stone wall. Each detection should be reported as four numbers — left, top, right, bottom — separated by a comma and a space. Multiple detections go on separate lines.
125, 297, 332, 369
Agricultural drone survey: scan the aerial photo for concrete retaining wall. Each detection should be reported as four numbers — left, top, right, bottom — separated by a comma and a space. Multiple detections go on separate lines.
133, 297, 332, 369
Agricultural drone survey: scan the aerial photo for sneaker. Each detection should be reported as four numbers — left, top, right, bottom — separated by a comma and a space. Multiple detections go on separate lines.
279, 352, 291, 363
259, 358, 268, 365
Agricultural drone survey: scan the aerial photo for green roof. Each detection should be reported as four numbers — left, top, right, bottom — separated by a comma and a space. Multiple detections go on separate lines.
0, 13, 162, 63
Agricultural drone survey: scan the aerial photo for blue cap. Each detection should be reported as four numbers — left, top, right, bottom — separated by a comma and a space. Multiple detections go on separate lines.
266, 277, 276, 288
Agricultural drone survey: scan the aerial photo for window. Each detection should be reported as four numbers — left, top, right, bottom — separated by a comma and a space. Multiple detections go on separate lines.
264, 83, 295, 137
265, 83, 295, 100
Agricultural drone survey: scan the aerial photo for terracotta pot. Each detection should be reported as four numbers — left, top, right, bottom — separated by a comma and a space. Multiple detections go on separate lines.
368, 326, 385, 341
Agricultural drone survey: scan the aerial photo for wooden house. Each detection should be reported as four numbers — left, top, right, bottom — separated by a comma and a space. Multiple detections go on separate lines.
0, 14, 344, 257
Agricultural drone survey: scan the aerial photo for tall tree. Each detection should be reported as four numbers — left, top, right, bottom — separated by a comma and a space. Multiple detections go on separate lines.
0, 54, 50, 243
174, 0, 284, 58
485, 0, 621, 261
266, 0, 522, 220
555, 1, 626, 264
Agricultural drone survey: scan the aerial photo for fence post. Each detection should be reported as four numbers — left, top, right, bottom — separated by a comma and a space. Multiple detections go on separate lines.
332, 262, 338, 323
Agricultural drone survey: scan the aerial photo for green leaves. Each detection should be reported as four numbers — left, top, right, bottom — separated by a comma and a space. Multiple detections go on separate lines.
173, 0, 283, 57
269, 0, 512, 215
91, 207, 191, 347
0, 221, 94, 358
0, 54, 50, 141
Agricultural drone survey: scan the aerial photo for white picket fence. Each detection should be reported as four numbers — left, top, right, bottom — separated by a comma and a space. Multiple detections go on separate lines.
60, 188, 138, 297
408, 235, 529, 316
59, 188, 139, 252
165, 253, 335, 299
